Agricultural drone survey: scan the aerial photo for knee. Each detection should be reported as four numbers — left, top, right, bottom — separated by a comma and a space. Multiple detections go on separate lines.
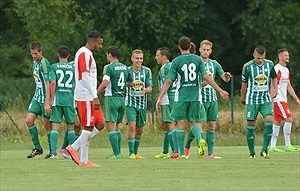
95, 122, 105, 131
25, 117, 34, 127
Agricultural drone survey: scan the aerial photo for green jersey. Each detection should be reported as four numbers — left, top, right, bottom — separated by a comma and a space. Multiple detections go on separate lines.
103, 62, 129, 97
242, 59, 277, 104
125, 66, 153, 109
201, 59, 225, 102
49, 62, 75, 107
167, 53, 206, 102
158, 61, 176, 105
32, 56, 50, 103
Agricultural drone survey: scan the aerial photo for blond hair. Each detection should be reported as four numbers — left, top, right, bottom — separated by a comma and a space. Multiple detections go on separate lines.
132, 49, 143, 57
200, 40, 213, 48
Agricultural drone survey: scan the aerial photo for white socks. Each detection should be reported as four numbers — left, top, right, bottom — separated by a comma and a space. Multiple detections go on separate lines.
283, 122, 292, 147
90, 127, 99, 138
270, 124, 280, 149
80, 130, 92, 164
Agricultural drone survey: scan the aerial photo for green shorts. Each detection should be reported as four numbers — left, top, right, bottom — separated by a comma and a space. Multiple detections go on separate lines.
104, 97, 125, 123
27, 98, 50, 118
50, 106, 76, 124
244, 102, 273, 121
160, 105, 174, 123
196, 104, 207, 123
126, 106, 146, 127
202, 101, 219, 121
171, 101, 200, 122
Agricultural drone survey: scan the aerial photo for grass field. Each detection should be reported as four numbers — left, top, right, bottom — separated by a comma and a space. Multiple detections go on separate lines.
1, 145, 299, 191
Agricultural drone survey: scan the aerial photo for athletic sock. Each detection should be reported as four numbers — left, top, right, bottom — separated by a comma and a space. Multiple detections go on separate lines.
270, 124, 280, 149
90, 127, 99, 138
206, 129, 215, 156
75, 134, 80, 140
163, 131, 169, 154
61, 130, 69, 149
28, 126, 42, 150
190, 125, 202, 146
185, 129, 195, 149
72, 132, 82, 151
176, 128, 185, 156
67, 130, 76, 145
134, 138, 141, 154
116, 130, 122, 154
109, 130, 119, 156
46, 131, 51, 153
262, 121, 273, 152
246, 125, 256, 155
50, 129, 59, 154
172, 128, 178, 153
283, 122, 292, 147
128, 138, 135, 155
168, 130, 174, 153
80, 130, 91, 164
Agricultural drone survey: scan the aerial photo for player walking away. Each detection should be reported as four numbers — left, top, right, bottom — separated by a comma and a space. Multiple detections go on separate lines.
154, 47, 176, 159
97, 46, 129, 159
156, 36, 229, 159
66, 30, 105, 166
125, 49, 153, 159
241, 45, 278, 159
44, 45, 76, 159
270, 48, 300, 152
26, 41, 52, 159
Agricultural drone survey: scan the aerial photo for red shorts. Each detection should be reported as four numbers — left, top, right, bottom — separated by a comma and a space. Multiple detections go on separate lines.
76, 100, 104, 126
273, 101, 292, 121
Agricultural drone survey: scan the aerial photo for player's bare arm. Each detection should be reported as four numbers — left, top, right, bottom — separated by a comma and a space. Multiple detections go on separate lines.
240, 82, 247, 105
203, 74, 229, 101
270, 78, 278, 98
97, 79, 109, 95
287, 81, 300, 107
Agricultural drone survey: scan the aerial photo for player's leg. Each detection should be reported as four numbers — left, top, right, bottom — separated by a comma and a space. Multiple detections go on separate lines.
26, 99, 43, 158
245, 104, 259, 158
126, 106, 137, 158
270, 102, 284, 152
41, 101, 52, 158
49, 106, 63, 159
260, 102, 274, 159
283, 117, 298, 151
134, 108, 146, 158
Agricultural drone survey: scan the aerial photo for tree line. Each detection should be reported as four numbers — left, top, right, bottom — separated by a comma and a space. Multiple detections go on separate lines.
1, 0, 299, 93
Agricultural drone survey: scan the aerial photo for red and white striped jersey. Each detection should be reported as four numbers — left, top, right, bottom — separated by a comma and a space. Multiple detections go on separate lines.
74, 46, 98, 101
273, 63, 289, 103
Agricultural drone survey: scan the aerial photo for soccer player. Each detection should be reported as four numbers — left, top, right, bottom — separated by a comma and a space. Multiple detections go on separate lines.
97, 46, 129, 158
26, 41, 52, 159
199, 40, 231, 159
126, 49, 153, 158
270, 48, 300, 152
45, 45, 76, 159
156, 36, 229, 159
154, 47, 176, 158
241, 45, 278, 159
66, 30, 105, 166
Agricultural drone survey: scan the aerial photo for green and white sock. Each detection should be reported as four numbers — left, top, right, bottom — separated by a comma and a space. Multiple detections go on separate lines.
163, 131, 169, 154
28, 125, 42, 150
128, 138, 135, 155
206, 129, 215, 156
61, 130, 69, 149
176, 128, 185, 156
134, 138, 141, 154
47, 131, 52, 152
262, 121, 273, 152
50, 129, 59, 154
109, 130, 119, 156
67, 130, 76, 145
172, 128, 178, 153
246, 125, 256, 155
185, 129, 195, 149
168, 130, 174, 153
116, 130, 122, 154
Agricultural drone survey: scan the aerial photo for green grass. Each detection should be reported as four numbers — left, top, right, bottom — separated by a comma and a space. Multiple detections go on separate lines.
1, 145, 299, 191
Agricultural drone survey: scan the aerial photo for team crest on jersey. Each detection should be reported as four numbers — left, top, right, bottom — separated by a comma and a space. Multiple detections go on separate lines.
254, 74, 267, 84
33, 71, 38, 80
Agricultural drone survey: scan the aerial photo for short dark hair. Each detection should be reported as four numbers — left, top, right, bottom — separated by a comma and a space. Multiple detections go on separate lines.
277, 48, 288, 55
30, 41, 42, 52
254, 45, 266, 54
157, 47, 170, 59
58, 45, 69, 59
87, 30, 104, 41
107, 46, 120, 59
190, 42, 196, 54
178, 36, 191, 51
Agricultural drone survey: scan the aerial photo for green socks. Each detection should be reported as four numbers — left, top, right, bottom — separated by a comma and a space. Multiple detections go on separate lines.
61, 130, 69, 149
47, 131, 52, 152
163, 131, 170, 154
109, 130, 119, 156
206, 129, 215, 156
168, 130, 174, 153
128, 138, 135, 155
134, 138, 141, 154
262, 121, 273, 152
176, 128, 185, 156
246, 125, 256, 155
116, 130, 122, 154
172, 128, 178, 153
67, 130, 76, 145
50, 129, 59, 154
185, 129, 195, 149
28, 126, 42, 150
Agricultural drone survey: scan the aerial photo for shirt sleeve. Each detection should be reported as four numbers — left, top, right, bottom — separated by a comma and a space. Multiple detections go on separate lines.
145, 67, 153, 87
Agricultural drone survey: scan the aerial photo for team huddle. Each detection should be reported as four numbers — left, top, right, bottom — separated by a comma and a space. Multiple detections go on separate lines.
25, 30, 299, 166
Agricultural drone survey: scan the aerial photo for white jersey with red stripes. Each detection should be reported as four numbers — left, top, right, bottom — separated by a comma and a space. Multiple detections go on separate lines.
273, 63, 289, 103
74, 46, 97, 101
